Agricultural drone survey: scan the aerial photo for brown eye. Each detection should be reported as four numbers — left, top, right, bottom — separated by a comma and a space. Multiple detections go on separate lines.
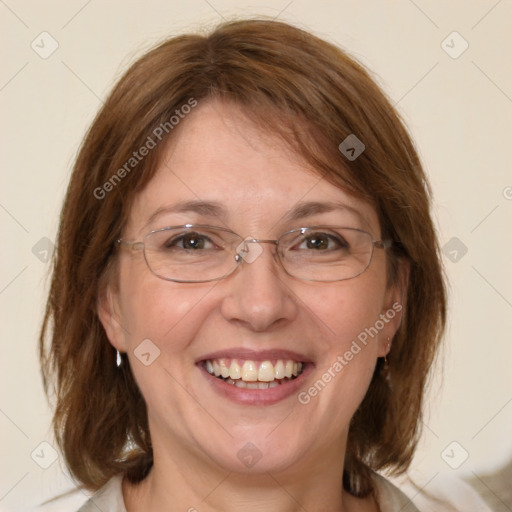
180, 233, 205, 249
164, 233, 211, 250
297, 233, 349, 251
305, 234, 329, 250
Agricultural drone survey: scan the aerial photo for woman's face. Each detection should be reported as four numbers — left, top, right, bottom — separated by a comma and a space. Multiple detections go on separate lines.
100, 100, 402, 477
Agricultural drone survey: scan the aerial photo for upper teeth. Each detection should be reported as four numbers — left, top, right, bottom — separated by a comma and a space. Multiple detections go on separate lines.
205, 358, 303, 382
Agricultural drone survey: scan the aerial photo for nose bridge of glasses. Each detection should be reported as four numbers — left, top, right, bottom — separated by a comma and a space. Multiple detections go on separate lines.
233, 237, 281, 265
251, 238, 279, 245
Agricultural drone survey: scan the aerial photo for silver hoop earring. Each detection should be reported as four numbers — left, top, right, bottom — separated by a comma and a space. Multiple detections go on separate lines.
116, 350, 122, 367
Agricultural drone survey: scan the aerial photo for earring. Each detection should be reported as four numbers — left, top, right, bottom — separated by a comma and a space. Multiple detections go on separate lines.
384, 336, 390, 365
381, 337, 391, 382
116, 349, 122, 367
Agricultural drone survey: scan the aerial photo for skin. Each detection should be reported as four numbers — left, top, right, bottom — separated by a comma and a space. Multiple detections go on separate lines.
99, 100, 404, 512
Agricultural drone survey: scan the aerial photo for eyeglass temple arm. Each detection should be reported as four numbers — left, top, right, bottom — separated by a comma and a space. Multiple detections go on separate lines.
374, 239, 393, 250
117, 239, 145, 252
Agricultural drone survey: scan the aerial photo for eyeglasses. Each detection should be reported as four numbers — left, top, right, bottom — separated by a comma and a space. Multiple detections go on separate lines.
117, 224, 391, 283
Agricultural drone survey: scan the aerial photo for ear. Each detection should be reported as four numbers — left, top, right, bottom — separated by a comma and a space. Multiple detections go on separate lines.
377, 259, 410, 357
97, 282, 128, 353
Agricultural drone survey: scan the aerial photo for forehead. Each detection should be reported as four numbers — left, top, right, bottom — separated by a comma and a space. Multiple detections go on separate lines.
127, 100, 380, 237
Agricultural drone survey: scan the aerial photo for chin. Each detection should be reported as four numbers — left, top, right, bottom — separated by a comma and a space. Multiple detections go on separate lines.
206, 426, 309, 474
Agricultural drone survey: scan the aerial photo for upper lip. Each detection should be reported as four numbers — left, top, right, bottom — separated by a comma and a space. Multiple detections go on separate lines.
196, 348, 314, 364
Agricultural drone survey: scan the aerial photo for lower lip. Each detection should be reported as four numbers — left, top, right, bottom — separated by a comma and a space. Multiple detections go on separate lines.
199, 364, 312, 405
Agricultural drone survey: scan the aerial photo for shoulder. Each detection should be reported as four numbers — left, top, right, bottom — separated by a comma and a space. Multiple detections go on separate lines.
375, 471, 493, 512
372, 473, 421, 511
35, 475, 125, 512
76, 475, 125, 512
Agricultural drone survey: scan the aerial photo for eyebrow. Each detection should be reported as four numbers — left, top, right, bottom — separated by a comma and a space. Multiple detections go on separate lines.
144, 200, 228, 229
144, 199, 368, 229
281, 200, 367, 225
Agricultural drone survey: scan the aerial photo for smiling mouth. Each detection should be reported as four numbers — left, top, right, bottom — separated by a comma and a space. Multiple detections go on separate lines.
203, 358, 305, 389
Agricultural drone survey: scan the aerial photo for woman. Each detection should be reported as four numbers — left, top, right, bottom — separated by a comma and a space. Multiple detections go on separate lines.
39, 18, 486, 511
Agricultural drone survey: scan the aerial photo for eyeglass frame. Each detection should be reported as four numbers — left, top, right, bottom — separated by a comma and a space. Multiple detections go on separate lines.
117, 224, 393, 283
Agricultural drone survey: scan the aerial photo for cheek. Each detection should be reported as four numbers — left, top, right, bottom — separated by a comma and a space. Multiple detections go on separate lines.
117, 257, 212, 353
305, 272, 387, 351
300, 279, 385, 420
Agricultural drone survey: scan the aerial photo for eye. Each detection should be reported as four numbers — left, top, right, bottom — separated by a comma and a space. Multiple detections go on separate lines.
295, 232, 350, 251
164, 232, 216, 250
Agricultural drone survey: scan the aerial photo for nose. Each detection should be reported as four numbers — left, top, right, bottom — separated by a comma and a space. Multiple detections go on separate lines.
220, 241, 298, 332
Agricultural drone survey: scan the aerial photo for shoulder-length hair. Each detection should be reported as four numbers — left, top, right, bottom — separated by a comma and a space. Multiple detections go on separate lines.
40, 18, 446, 497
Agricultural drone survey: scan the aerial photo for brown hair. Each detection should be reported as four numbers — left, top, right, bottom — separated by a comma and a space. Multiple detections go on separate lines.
39, 18, 446, 497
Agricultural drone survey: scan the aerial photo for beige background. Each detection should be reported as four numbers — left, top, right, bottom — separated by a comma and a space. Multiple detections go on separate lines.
1, 1, 511, 510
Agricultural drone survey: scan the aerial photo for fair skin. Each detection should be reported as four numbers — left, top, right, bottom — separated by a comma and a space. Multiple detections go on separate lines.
99, 100, 403, 512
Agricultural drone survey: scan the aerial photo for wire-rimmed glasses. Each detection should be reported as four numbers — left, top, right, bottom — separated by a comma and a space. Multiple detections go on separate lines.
117, 224, 392, 283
